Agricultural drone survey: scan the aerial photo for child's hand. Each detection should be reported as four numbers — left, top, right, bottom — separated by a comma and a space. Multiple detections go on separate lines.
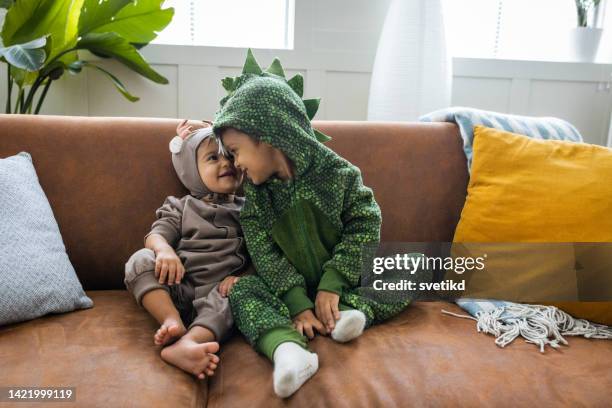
293, 309, 327, 339
315, 290, 341, 332
218, 276, 240, 297
176, 119, 193, 139
155, 247, 185, 285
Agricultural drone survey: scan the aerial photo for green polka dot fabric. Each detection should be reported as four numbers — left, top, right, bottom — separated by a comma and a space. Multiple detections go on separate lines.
213, 49, 410, 347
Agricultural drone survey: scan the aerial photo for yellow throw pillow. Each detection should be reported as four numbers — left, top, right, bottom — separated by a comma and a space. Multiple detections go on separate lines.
452, 126, 612, 324
450, 242, 577, 303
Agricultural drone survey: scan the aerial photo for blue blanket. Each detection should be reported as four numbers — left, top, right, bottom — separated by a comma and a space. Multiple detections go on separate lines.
419, 106, 583, 171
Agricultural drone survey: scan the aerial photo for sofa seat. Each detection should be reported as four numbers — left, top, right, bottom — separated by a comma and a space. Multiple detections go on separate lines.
0, 291, 206, 407
2, 292, 610, 407
209, 301, 612, 407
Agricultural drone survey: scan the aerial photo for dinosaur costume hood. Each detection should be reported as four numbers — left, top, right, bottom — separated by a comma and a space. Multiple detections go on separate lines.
212, 49, 331, 180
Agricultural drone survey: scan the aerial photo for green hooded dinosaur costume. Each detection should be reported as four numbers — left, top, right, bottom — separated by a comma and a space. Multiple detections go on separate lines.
212, 49, 412, 360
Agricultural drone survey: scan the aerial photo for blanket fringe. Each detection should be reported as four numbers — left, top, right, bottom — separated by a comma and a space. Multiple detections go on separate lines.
442, 304, 612, 352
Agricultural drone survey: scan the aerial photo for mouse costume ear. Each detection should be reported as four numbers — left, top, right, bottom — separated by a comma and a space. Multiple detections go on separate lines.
169, 120, 215, 153
170, 125, 215, 198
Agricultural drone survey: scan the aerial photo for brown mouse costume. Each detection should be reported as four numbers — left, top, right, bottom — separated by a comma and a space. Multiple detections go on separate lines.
124, 125, 249, 342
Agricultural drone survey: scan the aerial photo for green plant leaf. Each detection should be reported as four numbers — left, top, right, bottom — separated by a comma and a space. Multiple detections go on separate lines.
10, 66, 37, 87
266, 58, 285, 78
76, 32, 168, 84
84, 0, 174, 44
89, 49, 112, 58
68, 60, 139, 101
0, 0, 14, 9
78, 0, 132, 35
40, 50, 77, 77
1, 0, 84, 61
66, 59, 83, 73
242, 48, 262, 75
303, 98, 320, 120
2, 0, 55, 45
287, 74, 303, 97
0, 36, 47, 71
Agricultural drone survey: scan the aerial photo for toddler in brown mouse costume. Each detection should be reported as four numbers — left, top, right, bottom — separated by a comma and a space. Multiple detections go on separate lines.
124, 120, 250, 380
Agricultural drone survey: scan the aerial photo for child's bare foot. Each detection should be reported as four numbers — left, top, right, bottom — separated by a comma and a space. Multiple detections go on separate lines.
160, 338, 220, 380
154, 318, 187, 346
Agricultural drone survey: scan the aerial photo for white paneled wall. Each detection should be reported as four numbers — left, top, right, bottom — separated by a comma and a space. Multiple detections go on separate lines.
0, 0, 611, 145
451, 60, 612, 145
452, 77, 513, 114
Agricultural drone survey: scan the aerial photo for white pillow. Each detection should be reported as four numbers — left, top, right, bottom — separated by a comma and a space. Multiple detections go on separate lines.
0, 152, 93, 326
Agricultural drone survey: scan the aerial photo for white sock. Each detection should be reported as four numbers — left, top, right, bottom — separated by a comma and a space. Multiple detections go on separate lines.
272, 342, 319, 398
331, 310, 366, 343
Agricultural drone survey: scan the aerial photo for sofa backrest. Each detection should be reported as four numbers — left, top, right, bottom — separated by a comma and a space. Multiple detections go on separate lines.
0, 115, 467, 290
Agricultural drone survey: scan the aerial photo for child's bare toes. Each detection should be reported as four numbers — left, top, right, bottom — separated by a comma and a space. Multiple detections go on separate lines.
203, 358, 218, 378
154, 319, 186, 346
154, 326, 168, 345
160, 339, 220, 380
207, 342, 220, 354
208, 353, 220, 364
167, 322, 185, 338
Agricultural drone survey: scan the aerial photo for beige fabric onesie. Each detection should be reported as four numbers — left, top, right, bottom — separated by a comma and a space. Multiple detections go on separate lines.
124, 193, 249, 342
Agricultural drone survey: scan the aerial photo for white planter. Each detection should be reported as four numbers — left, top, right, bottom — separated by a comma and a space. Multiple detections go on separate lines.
569, 27, 603, 62
367, 0, 452, 121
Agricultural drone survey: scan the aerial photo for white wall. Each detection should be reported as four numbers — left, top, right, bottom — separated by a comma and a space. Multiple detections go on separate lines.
452, 59, 612, 146
1, 0, 611, 145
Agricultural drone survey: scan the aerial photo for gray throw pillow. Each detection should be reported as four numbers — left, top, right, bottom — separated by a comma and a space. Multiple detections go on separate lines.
0, 152, 93, 326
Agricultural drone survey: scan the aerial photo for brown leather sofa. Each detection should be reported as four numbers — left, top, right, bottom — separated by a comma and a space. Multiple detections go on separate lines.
1, 114, 610, 407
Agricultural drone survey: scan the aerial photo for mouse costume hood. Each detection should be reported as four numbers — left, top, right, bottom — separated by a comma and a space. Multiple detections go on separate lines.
169, 125, 234, 201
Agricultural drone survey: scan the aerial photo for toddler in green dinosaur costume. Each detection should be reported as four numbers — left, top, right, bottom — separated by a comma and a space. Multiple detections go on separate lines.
212, 50, 412, 398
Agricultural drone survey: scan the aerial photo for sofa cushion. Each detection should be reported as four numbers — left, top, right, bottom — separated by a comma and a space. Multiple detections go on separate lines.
0, 290, 206, 407
0, 152, 93, 326
207, 301, 612, 407
455, 126, 612, 242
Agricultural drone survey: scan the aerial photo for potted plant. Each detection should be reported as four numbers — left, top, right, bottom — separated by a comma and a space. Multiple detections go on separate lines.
0, 0, 174, 114
570, 0, 606, 61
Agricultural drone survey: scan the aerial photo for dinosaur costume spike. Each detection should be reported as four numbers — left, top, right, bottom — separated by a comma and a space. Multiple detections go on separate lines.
313, 129, 331, 143
303, 98, 320, 121
287, 74, 304, 97
215, 48, 331, 144
221, 77, 235, 92
242, 48, 263, 75
266, 58, 285, 78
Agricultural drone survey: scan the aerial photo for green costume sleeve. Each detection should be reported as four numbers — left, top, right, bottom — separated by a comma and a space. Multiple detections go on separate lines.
240, 207, 315, 317
317, 169, 382, 295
